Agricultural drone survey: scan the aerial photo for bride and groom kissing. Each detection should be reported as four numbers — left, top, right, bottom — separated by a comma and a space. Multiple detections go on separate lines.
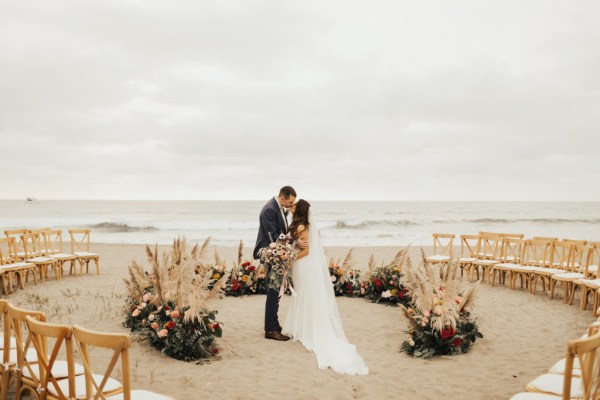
253, 186, 368, 375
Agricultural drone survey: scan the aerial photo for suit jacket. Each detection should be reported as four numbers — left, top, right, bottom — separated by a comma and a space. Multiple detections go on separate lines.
253, 197, 288, 260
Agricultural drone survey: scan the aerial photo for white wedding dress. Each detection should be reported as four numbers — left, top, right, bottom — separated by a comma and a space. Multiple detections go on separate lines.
282, 210, 368, 375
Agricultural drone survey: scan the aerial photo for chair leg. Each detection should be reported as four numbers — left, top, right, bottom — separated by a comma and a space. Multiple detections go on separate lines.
549, 279, 556, 300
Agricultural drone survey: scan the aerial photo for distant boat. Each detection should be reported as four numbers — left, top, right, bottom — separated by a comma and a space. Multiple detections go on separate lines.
26, 197, 39, 203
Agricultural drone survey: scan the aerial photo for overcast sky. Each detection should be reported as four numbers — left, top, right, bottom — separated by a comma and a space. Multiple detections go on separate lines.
1, 1, 599, 201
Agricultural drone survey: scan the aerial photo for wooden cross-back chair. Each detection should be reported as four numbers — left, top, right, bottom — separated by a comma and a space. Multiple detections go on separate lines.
459, 234, 480, 281
25, 316, 85, 400
68, 230, 100, 275
46, 230, 78, 277
0, 238, 36, 295
533, 236, 559, 242
513, 331, 600, 399
4, 230, 28, 262
6, 303, 46, 400
0, 299, 17, 400
472, 233, 502, 284
28, 228, 52, 256
550, 242, 586, 303
20, 233, 60, 282
576, 244, 600, 315
524, 239, 557, 295
73, 325, 172, 400
490, 238, 526, 289
426, 233, 455, 264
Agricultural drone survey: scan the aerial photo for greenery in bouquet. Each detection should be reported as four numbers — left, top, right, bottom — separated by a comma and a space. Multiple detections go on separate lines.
258, 233, 297, 292
361, 250, 411, 307
228, 240, 266, 296
329, 249, 362, 297
400, 253, 483, 359
124, 237, 229, 362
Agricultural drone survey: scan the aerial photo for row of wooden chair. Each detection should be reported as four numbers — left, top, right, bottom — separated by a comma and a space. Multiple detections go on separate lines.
0, 300, 171, 400
0, 228, 99, 295
426, 233, 600, 314
510, 320, 600, 399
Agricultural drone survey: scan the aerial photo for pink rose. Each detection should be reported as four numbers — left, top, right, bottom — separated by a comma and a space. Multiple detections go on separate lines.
132, 309, 140, 317
158, 329, 168, 338
140, 302, 147, 308
269, 243, 276, 249
171, 310, 180, 319
142, 293, 150, 302
151, 322, 159, 330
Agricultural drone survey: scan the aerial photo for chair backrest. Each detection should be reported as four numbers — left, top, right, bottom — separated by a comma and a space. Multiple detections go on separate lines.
460, 234, 480, 258
5, 229, 28, 256
0, 237, 15, 265
26, 316, 76, 400
572, 243, 589, 272
7, 303, 46, 382
551, 241, 575, 271
533, 236, 559, 242
563, 332, 600, 400
522, 239, 553, 267
586, 243, 600, 278
47, 229, 64, 254
476, 233, 502, 259
500, 238, 525, 264
69, 229, 91, 253
432, 233, 455, 257
29, 228, 51, 254
73, 325, 130, 400
20, 233, 43, 259
563, 238, 588, 246
0, 300, 12, 364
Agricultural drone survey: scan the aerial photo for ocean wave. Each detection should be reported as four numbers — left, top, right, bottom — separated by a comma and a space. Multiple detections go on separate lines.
89, 222, 159, 232
334, 220, 421, 229
466, 218, 600, 225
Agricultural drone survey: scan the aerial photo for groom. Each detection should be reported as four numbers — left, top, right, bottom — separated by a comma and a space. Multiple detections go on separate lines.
254, 186, 306, 341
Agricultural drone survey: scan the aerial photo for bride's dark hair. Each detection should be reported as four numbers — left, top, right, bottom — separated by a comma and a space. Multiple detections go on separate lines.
289, 199, 311, 240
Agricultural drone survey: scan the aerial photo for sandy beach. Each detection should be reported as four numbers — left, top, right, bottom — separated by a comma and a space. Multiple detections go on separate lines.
5, 243, 595, 400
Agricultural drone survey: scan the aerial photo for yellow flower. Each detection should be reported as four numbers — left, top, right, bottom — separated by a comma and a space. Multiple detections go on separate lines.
337, 269, 344, 276
212, 273, 221, 280
242, 275, 250, 283
391, 288, 398, 295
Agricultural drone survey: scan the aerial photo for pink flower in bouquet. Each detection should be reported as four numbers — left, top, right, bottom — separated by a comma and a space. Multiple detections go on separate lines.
389, 280, 394, 285
158, 329, 168, 338
143, 293, 151, 302
140, 302, 147, 308
269, 243, 276, 249
382, 290, 391, 298
423, 310, 430, 318
151, 322, 159, 330
132, 309, 140, 317
171, 310, 180, 319
360, 288, 365, 295
409, 340, 415, 346
331, 275, 337, 282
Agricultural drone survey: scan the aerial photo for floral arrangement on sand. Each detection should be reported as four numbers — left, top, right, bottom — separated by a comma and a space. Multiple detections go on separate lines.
360, 250, 411, 306
400, 253, 483, 358
257, 233, 297, 294
329, 249, 362, 297
124, 237, 229, 362
228, 240, 266, 296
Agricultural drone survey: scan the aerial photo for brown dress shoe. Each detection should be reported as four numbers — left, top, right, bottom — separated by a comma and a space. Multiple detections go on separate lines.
265, 331, 290, 341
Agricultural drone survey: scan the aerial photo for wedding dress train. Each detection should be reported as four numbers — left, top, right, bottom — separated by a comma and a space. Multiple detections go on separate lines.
282, 211, 368, 375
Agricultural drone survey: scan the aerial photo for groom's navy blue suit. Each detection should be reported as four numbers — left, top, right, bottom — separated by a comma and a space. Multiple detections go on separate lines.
254, 197, 288, 332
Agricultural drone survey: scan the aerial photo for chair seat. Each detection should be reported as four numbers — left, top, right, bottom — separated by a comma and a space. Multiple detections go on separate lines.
28, 257, 55, 263
107, 390, 174, 400
494, 263, 521, 270
548, 357, 581, 376
511, 266, 538, 272
533, 268, 565, 275
22, 359, 85, 380
474, 259, 499, 266
0, 348, 38, 363
459, 257, 477, 263
51, 373, 122, 398
50, 253, 77, 260
0, 262, 35, 270
525, 373, 582, 397
552, 273, 585, 281
426, 255, 450, 262
576, 278, 600, 288
510, 393, 561, 400
74, 252, 99, 257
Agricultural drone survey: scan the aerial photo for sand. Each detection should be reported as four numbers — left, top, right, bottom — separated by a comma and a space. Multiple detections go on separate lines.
6, 243, 596, 400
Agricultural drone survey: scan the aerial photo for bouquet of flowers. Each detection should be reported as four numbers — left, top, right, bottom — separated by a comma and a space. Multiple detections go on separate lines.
258, 233, 297, 294
329, 249, 362, 297
361, 251, 411, 306
400, 254, 483, 358
229, 240, 264, 296
124, 237, 228, 362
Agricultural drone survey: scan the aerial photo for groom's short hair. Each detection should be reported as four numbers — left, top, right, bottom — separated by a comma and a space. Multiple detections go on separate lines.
279, 186, 296, 199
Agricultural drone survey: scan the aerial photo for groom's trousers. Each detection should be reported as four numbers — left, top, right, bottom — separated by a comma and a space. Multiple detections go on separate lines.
264, 284, 281, 332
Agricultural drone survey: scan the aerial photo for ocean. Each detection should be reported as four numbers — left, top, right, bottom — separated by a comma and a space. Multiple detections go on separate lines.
0, 200, 599, 247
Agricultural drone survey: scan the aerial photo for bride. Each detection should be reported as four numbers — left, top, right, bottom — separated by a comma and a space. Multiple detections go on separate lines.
283, 199, 369, 375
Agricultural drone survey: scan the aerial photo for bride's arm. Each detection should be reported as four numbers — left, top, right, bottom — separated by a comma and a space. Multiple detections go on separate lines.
295, 226, 309, 260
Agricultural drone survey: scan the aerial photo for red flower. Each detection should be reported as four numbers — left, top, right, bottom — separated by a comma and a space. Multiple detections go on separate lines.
164, 305, 170, 311
452, 338, 462, 347
398, 288, 408, 299
231, 280, 239, 291
212, 348, 219, 354
167, 321, 176, 329
212, 323, 220, 330
440, 327, 456, 339
248, 265, 256, 272
347, 283, 353, 289
242, 262, 251, 267
374, 279, 382, 287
